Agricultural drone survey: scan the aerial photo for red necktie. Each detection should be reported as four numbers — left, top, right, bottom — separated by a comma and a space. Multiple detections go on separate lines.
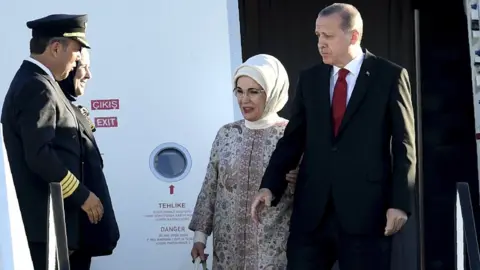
332, 68, 349, 136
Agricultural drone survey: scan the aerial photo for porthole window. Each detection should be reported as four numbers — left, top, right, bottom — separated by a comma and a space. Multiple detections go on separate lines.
149, 143, 192, 183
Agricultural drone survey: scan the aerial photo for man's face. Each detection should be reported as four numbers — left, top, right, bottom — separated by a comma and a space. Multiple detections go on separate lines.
315, 13, 355, 67
73, 49, 92, 96
51, 39, 82, 81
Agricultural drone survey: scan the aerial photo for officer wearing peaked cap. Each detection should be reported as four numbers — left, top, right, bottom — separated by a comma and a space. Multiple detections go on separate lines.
1, 14, 103, 270
26, 14, 91, 49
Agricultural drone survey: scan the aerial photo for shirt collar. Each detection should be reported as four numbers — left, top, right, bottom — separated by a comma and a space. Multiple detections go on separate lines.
332, 50, 365, 76
25, 57, 55, 81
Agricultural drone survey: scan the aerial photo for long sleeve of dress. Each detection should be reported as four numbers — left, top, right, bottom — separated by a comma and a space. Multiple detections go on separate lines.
188, 128, 222, 238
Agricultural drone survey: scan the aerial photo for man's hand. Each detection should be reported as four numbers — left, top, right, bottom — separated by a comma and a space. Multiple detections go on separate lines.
286, 169, 298, 183
81, 192, 104, 224
191, 242, 208, 262
251, 188, 273, 225
384, 208, 408, 236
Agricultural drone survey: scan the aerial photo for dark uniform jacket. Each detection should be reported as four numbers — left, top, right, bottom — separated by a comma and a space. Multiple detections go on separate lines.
71, 105, 120, 256
260, 50, 416, 236
1, 60, 91, 249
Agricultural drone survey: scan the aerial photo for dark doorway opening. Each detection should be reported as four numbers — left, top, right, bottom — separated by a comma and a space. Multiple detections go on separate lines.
238, 0, 415, 118
238, 0, 479, 269
417, 2, 479, 270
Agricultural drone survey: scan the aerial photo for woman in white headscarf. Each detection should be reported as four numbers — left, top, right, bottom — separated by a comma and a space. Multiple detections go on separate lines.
189, 54, 297, 269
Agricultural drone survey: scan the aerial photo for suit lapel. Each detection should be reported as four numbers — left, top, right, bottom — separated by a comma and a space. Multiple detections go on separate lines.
313, 65, 334, 142
73, 107, 103, 165
22, 61, 78, 120
83, 126, 99, 151
39, 71, 79, 123
80, 117, 96, 143
74, 107, 99, 149
337, 50, 376, 137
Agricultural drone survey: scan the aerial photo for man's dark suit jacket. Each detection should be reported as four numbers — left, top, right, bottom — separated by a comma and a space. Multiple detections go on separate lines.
73, 105, 120, 256
260, 50, 416, 236
1, 61, 91, 249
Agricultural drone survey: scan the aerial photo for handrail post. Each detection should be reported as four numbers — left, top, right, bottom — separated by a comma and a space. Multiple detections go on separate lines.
456, 182, 480, 270
47, 183, 70, 270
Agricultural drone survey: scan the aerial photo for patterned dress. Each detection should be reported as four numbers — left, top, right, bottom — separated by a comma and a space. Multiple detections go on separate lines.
189, 119, 295, 270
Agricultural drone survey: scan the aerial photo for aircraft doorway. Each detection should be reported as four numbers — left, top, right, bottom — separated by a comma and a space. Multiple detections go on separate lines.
238, 0, 479, 269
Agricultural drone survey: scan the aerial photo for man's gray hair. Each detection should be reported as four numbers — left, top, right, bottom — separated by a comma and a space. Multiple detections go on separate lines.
318, 3, 363, 41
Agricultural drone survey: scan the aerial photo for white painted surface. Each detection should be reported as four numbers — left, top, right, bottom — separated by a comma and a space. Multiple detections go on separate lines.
0, 0, 242, 269
0, 125, 33, 270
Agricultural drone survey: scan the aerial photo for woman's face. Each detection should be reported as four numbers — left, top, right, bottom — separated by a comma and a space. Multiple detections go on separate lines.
74, 49, 92, 96
235, 76, 267, 121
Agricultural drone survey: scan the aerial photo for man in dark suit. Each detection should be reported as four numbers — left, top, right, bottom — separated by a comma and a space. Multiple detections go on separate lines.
1, 14, 104, 270
251, 3, 416, 270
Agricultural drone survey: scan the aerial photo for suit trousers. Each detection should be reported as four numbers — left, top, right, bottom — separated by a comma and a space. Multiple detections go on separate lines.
28, 242, 91, 270
29, 241, 48, 270
286, 199, 392, 270
69, 250, 92, 270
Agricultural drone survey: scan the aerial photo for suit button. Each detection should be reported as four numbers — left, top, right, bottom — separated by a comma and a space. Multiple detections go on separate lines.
331, 146, 338, 152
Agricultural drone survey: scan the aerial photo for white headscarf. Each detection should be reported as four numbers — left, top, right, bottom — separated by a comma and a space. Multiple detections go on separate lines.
233, 54, 289, 129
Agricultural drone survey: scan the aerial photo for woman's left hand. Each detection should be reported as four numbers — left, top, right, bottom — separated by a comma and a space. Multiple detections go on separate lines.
286, 169, 298, 183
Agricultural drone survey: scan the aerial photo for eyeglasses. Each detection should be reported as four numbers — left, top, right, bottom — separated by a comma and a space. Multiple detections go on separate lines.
233, 87, 265, 98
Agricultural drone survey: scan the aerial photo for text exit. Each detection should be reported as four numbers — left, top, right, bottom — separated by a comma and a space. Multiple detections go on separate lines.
94, 117, 118, 128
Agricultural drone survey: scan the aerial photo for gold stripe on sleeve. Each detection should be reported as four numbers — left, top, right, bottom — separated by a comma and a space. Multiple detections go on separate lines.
60, 171, 80, 199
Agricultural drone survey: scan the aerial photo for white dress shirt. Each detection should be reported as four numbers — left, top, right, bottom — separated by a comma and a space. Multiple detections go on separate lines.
330, 51, 365, 105
25, 57, 55, 80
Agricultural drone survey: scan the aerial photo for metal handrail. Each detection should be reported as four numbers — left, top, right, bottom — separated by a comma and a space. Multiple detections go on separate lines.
47, 183, 70, 270
456, 182, 480, 270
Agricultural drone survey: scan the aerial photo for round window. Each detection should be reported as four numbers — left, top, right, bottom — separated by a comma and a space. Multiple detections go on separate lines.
149, 143, 192, 183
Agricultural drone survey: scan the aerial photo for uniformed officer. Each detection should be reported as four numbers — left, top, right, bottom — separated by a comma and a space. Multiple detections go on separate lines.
58, 48, 120, 270
1, 14, 104, 270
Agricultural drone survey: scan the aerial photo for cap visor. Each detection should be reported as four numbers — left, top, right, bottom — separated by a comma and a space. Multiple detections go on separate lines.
71, 37, 90, 49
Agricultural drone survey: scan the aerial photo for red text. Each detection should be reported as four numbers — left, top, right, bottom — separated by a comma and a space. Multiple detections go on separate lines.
91, 99, 120, 110
95, 117, 118, 128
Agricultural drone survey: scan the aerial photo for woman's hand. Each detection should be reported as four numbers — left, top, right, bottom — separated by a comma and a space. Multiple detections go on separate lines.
286, 169, 298, 183
191, 242, 208, 262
